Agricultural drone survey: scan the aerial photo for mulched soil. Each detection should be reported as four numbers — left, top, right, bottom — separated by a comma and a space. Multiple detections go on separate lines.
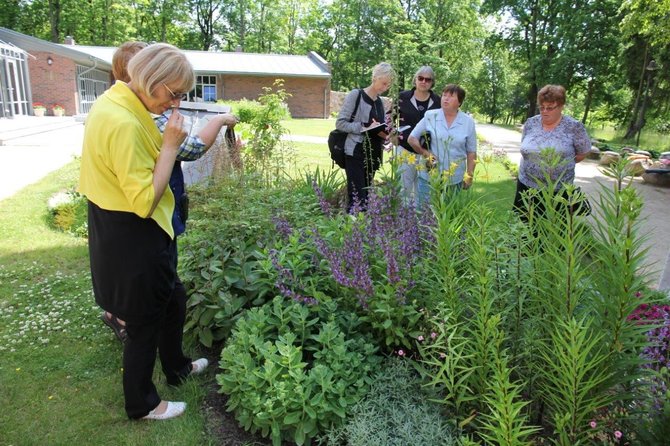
198, 348, 274, 446
202, 381, 271, 446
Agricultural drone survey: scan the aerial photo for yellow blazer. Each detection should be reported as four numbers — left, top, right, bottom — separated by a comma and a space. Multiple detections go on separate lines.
79, 82, 175, 239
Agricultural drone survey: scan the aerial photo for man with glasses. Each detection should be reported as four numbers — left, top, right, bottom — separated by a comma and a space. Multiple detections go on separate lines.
394, 66, 441, 206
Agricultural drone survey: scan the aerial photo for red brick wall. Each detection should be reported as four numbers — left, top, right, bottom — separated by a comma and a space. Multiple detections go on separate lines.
27, 54, 331, 118
221, 75, 330, 118
29, 52, 79, 116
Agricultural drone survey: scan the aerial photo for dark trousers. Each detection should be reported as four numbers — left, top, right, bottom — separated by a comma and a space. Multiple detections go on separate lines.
513, 179, 589, 223
123, 276, 191, 419
345, 143, 381, 212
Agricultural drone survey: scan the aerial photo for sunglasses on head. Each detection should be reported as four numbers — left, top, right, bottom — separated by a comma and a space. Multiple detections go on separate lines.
417, 75, 432, 83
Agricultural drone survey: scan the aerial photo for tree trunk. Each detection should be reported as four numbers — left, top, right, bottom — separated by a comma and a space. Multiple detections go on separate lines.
526, 82, 538, 121
581, 78, 595, 125
48, 0, 61, 43
624, 46, 649, 138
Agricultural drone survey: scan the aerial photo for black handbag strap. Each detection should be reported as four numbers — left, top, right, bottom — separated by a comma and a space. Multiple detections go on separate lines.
348, 89, 363, 122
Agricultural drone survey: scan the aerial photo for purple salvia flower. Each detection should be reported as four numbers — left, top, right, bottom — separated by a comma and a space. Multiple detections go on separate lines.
272, 215, 293, 240
312, 180, 332, 217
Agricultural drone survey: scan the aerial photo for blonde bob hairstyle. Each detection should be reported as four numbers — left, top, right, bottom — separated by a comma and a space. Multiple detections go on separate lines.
371, 62, 395, 83
127, 43, 195, 98
112, 41, 148, 83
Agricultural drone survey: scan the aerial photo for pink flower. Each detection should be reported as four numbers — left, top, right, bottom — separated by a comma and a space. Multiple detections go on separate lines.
430, 332, 437, 339
417, 335, 424, 341
635, 291, 642, 298
439, 352, 446, 359
614, 430, 622, 439
398, 349, 405, 356
589, 420, 597, 429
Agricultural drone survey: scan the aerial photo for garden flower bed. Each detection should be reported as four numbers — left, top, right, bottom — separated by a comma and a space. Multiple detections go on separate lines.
180, 157, 670, 445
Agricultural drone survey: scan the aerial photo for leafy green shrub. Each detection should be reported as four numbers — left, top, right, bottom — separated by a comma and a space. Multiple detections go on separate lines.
220, 98, 263, 123
242, 79, 293, 184
217, 296, 381, 446
180, 176, 321, 347
317, 357, 457, 446
46, 189, 87, 237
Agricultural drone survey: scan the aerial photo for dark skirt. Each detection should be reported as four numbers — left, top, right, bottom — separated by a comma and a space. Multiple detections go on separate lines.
87, 200, 176, 324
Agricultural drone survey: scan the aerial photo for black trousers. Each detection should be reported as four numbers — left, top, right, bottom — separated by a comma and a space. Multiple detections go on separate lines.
513, 179, 589, 223
123, 274, 192, 419
87, 201, 192, 418
345, 142, 381, 212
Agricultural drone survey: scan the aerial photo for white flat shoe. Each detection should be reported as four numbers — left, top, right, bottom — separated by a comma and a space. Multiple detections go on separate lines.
142, 401, 186, 420
191, 358, 208, 375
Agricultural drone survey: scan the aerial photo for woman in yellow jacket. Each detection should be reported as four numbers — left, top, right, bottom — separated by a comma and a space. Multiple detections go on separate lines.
79, 43, 207, 420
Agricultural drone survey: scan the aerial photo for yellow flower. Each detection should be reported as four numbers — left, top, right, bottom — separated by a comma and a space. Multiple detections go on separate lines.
464, 172, 473, 182
48, 395, 54, 400
15, 368, 21, 372
407, 154, 416, 164
445, 162, 458, 178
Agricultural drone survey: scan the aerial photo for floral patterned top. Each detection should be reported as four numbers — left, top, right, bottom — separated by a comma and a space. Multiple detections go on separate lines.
519, 114, 591, 189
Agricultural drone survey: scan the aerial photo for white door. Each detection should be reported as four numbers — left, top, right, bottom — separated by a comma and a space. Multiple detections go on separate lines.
5, 59, 26, 116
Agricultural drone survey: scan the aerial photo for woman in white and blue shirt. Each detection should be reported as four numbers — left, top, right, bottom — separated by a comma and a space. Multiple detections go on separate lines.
408, 84, 477, 206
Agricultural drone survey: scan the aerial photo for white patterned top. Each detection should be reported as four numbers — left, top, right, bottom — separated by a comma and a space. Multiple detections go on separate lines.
519, 114, 591, 188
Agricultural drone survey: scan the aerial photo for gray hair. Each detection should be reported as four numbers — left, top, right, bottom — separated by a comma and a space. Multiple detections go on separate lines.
371, 62, 395, 83
127, 43, 194, 98
412, 66, 435, 88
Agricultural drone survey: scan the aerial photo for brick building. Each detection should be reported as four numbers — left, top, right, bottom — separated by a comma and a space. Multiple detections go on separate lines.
0, 27, 331, 119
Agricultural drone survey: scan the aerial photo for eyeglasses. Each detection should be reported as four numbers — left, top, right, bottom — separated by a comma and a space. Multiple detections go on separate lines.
538, 104, 559, 112
163, 83, 187, 101
417, 76, 432, 83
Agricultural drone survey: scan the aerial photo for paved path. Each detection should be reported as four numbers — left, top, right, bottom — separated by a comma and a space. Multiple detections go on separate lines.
0, 116, 84, 202
477, 123, 670, 291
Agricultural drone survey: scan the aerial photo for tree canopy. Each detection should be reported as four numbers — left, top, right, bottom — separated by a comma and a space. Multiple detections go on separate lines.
2, 0, 669, 136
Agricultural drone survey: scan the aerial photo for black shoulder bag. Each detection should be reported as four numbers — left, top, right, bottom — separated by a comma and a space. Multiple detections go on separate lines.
328, 89, 362, 169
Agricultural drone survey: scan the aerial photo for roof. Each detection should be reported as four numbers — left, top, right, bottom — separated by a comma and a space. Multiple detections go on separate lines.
0, 27, 111, 70
0, 27, 330, 79
70, 46, 331, 78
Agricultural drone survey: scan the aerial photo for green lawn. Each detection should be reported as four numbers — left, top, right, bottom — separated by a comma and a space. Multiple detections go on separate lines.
0, 162, 211, 445
587, 126, 669, 152
282, 117, 335, 137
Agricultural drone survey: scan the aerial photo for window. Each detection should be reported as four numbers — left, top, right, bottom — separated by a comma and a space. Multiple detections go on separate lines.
191, 75, 217, 102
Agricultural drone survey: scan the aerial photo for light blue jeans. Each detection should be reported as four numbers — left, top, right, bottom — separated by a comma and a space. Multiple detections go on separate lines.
396, 146, 423, 207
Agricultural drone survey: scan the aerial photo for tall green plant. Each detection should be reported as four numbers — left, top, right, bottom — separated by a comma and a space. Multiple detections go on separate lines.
479, 345, 539, 446
415, 309, 477, 426
459, 203, 505, 400
243, 79, 293, 186
538, 317, 612, 445
590, 159, 653, 361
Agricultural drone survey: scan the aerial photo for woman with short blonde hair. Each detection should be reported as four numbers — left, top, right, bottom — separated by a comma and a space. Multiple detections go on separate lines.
80, 43, 206, 421
337, 62, 395, 211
